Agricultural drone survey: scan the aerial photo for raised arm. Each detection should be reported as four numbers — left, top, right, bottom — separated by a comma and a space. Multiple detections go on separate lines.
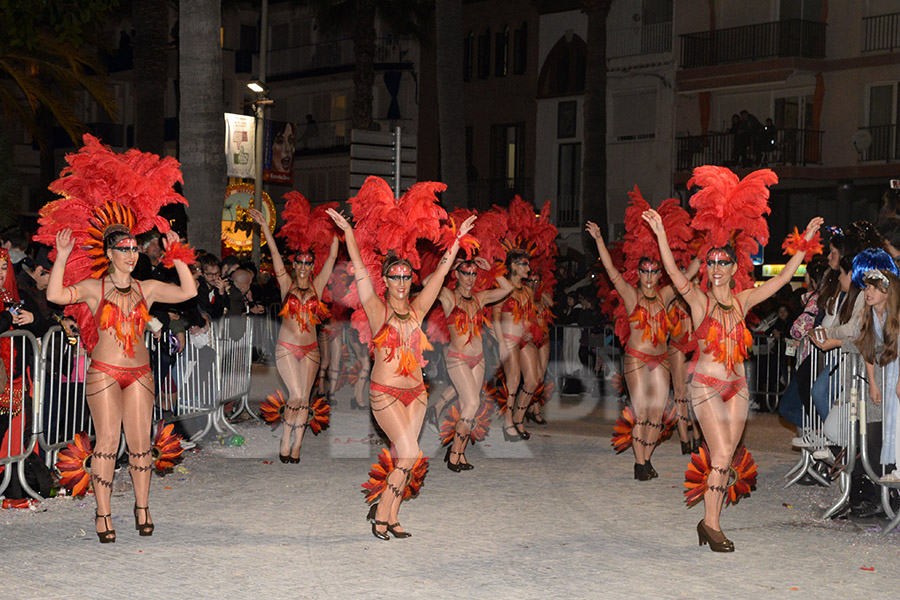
312, 235, 340, 298
248, 208, 291, 298
413, 215, 477, 315
642, 209, 703, 310
326, 208, 380, 316
475, 257, 513, 306
586, 220, 636, 308
46, 229, 100, 311
143, 230, 198, 306
741, 216, 823, 311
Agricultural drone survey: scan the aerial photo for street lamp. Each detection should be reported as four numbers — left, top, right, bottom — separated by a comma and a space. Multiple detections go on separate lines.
247, 79, 269, 94
247, 80, 272, 266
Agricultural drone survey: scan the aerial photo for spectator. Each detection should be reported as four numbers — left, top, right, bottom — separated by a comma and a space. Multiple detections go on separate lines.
1, 226, 28, 267
14, 246, 55, 338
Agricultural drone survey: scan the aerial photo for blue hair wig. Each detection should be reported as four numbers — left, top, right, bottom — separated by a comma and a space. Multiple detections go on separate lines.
851, 248, 898, 288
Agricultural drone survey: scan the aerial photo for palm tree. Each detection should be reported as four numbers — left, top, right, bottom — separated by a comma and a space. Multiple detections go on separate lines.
179, 0, 227, 253
313, 0, 431, 131
434, 0, 467, 209
133, 0, 170, 155
581, 0, 613, 234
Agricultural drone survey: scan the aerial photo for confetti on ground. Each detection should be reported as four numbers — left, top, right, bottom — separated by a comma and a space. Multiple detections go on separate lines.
860, 567, 875, 571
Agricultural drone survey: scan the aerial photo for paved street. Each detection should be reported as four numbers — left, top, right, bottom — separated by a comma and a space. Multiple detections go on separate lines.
3, 366, 898, 600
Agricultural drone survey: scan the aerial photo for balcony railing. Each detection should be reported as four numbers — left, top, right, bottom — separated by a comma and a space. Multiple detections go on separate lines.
268, 36, 413, 77
467, 178, 533, 212
607, 22, 672, 58
863, 12, 900, 52
296, 118, 413, 153
675, 128, 823, 171
858, 124, 900, 162
680, 19, 826, 68
556, 194, 580, 228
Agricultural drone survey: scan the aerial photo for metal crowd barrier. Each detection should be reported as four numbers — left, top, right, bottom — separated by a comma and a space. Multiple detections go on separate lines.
0, 330, 42, 500
783, 347, 841, 488
746, 334, 794, 412
148, 315, 254, 438
0, 315, 255, 502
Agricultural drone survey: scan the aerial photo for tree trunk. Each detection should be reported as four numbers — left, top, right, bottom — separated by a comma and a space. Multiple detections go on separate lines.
179, 0, 226, 255
434, 0, 467, 208
133, 0, 169, 155
352, 0, 377, 130
582, 1, 611, 243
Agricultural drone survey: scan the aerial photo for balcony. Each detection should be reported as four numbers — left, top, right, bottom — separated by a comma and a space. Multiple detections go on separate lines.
863, 12, 900, 52
607, 22, 672, 59
267, 36, 413, 78
675, 129, 823, 172
858, 124, 899, 162
295, 118, 414, 155
555, 194, 580, 228
679, 19, 826, 69
467, 178, 533, 212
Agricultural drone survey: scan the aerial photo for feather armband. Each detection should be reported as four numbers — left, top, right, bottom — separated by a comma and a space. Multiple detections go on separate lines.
781, 228, 822, 257
161, 241, 197, 267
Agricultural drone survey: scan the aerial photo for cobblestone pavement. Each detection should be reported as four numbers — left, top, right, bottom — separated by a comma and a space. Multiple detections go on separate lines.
3, 367, 898, 600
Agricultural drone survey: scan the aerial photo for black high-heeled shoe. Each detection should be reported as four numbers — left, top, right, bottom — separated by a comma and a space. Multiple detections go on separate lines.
645, 460, 659, 479
532, 414, 548, 425
95, 512, 116, 544
387, 522, 412, 538
371, 520, 390, 541
681, 441, 693, 455
366, 503, 378, 522
445, 446, 464, 473
502, 425, 521, 442
692, 437, 703, 453
133, 505, 154, 536
513, 422, 530, 440
279, 453, 291, 463
634, 463, 652, 481
697, 519, 734, 552
351, 396, 365, 410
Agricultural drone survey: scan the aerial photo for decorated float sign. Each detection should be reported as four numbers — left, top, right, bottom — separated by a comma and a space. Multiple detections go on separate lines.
221, 183, 276, 251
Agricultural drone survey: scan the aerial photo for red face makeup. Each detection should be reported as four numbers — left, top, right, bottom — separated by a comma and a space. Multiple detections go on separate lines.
112, 237, 138, 252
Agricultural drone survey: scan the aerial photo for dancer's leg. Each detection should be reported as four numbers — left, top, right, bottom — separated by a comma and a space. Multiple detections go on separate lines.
370, 390, 426, 534
121, 372, 156, 527
447, 356, 484, 465
513, 345, 541, 437
624, 354, 650, 464
642, 363, 671, 460
502, 343, 523, 431
275, 345, 320, 459
84, 369, 124, 537
327, 334, 343, 398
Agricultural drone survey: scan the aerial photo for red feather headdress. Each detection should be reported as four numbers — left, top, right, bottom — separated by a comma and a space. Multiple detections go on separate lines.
277, 191, 339, 276
34, 134, 189, 351
688, 166, 775, 292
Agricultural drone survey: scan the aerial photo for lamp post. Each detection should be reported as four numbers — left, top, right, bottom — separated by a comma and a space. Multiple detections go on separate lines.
249, 0, 269, 267
247, 80, 271, 266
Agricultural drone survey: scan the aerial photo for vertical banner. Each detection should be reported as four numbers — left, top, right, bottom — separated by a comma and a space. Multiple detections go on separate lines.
263, 119, 295, 184
224, 113, 256, 178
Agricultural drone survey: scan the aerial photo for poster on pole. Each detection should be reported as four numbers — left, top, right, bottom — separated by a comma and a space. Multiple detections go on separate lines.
263, 119, 296, 184
224, 112, 256, 178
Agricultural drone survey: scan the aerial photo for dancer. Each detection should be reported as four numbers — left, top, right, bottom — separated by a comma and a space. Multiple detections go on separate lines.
38, 135, 197, 543
668, 283, 702, 454
493, 198, 558, 442
643, 165, 822, 551
586, 190, 693, 479
433, 257, 511, 470
250, 192, 339, 463
525, 272, 553, 425
328, 178, 475, 540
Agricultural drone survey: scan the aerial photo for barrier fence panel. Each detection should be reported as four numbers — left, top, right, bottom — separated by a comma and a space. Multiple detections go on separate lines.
746, 334, 793, 412
1, 330, 43, 500
212, 316, 254, 431
38, 327, 92, 465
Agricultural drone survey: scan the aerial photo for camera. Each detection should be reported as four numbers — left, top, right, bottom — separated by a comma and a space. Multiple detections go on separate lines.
891, 179, 900, 190
6, 300, 24, 316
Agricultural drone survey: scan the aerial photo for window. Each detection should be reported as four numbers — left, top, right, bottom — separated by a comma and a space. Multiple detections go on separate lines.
463, 32, 474, 81
495, 26, 509, 77
864, 82, 900, 161
557, 143, 581, 226
477, 29, 491, 79
490, 122, 525, 181
612, 91, 656, 141
513, 22, 527, 74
